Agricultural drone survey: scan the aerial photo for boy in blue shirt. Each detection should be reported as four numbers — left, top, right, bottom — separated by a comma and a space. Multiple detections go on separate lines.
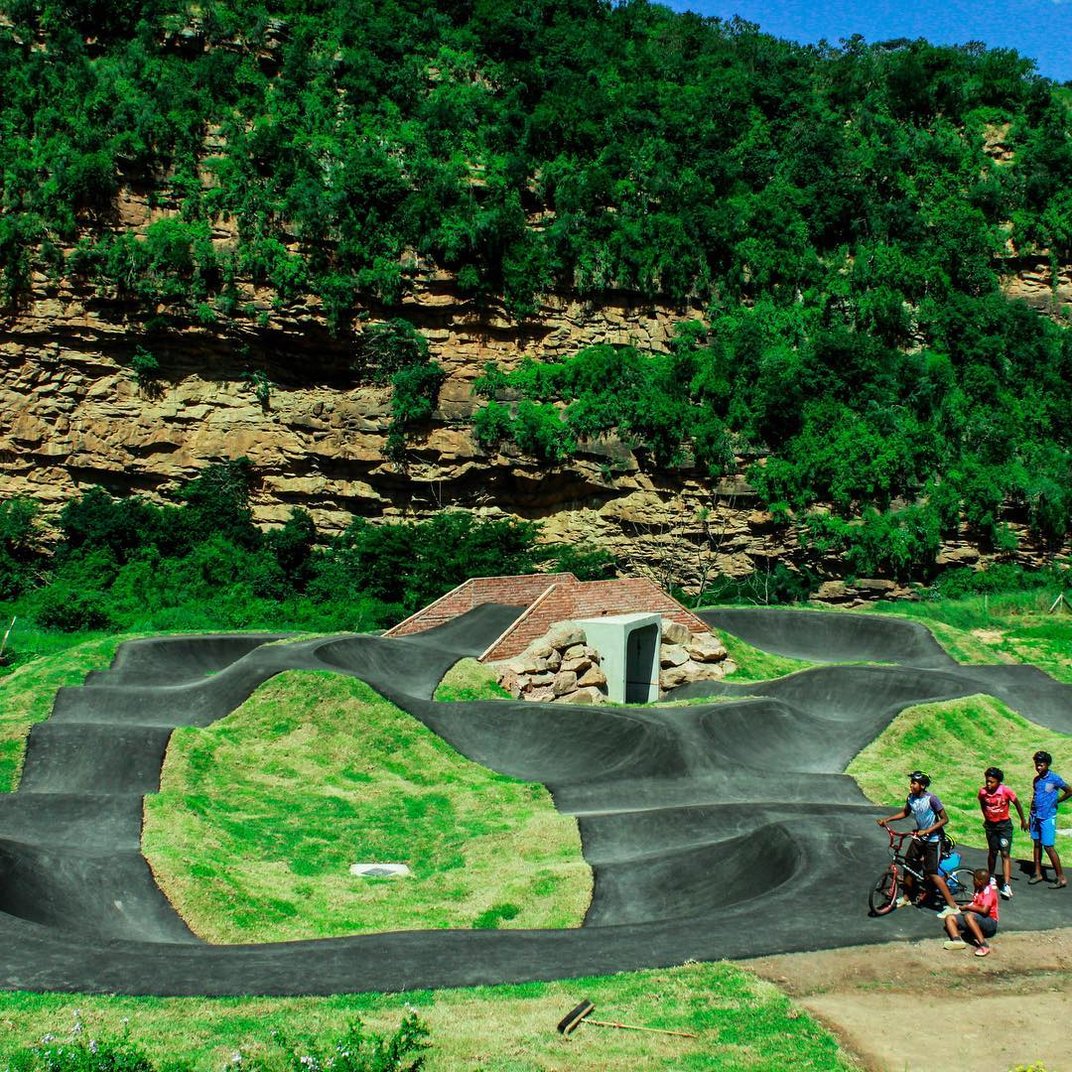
1027, 750, 1071, 889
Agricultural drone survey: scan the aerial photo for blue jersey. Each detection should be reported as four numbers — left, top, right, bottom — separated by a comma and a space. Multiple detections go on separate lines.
1031, 771, 1069, 820
906, 792, 944, 842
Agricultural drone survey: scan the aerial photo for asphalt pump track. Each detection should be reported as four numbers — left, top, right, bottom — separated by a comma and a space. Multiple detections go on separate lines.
3, 605, 1072, 995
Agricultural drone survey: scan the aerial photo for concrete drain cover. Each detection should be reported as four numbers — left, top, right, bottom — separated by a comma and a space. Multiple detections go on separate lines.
350, 863, 411, 878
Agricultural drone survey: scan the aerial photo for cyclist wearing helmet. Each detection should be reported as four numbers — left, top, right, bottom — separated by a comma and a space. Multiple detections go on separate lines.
1028, 750, 1070, 888
877, 771, 962, 915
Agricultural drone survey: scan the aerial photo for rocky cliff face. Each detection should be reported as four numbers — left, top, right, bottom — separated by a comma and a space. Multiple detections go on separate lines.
1, 189, 1068, 601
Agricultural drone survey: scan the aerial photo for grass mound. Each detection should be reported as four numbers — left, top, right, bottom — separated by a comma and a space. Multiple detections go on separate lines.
848, 693, 1072, 851
0, 632, 126, 792
143, 671, 591, 941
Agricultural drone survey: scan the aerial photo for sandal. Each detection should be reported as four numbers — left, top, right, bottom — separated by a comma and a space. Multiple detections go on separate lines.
1028, 875, 1046, 884
1050, 879, 1067, 889
974, 945, 991, 957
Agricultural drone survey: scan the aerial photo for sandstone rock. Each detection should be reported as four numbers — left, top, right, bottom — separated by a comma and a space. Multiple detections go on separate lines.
547, 625, 585, 649
660, 665, 690, 689
936, 546, 981, 566
559, 686, 605, 704
578, 665, 607, 688
562, 656, 592, 675
660, 643, 690, 667
661, 619, 691, 645
546, 649, 563, 671
527, 685, 555, 702
552, 670, 578, 695
686, 632, 728, 663
497, 668, 524, 698
816, 580, 852, 602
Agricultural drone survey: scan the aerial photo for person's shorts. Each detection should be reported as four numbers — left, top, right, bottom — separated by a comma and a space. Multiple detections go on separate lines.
955, 914, 997, 940
905, 837, 940, 875
1030, 814, 1057, 847
985, 819, 1014, 856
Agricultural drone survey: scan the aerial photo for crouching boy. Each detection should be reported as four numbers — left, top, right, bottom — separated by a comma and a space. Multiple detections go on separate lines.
942, 868, 998, 957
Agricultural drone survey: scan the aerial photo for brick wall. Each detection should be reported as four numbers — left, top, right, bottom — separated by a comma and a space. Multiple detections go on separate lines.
383, 574, 575, 637
479, 576, 709, 661
386, 573, 709, 658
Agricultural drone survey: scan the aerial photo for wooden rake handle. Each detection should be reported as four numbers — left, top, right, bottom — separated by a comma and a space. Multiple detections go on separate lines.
584, 1017, 698, 1039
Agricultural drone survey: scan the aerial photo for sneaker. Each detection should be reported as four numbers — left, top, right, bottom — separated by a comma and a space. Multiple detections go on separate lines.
936, 905, 961, 919
1000, 883, 1013, 900
943, 938, 967, 949
974, 945, 991, 957
894, 895, 912, 909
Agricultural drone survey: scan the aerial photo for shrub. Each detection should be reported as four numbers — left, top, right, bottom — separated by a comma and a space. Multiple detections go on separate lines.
353, 320, 430, 385
0, 497, 44, 599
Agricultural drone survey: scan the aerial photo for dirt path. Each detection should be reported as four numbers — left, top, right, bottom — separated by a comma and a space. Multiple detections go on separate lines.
747, 928, 1072, 1072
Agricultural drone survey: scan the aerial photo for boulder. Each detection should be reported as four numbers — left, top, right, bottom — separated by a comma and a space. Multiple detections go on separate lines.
578, 665, 607, 688
660, 643, 690, 667
686, 632, 728, 663
660, 664, 691, 689
561, 655, 593, 675
559, 686, 605, 704
661, 618, 691, 645
497, 668, 524, 698
552, 670, 578, 695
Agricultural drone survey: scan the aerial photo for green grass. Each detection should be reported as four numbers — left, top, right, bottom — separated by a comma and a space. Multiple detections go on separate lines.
871, 588, 1072, 681
713, 627, 814, 682
0, 630, 127, 792
847, 693, 1071, 853
434, 658, 512, 701
143, 671, 591, 940
0, 961, 856, 1072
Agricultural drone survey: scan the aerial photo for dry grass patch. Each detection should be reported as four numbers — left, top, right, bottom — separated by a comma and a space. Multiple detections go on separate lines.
144, 671, 591, 942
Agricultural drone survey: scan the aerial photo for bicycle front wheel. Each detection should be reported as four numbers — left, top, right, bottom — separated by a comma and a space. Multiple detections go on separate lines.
947, 867, 977, 906
868, 865, 900, 915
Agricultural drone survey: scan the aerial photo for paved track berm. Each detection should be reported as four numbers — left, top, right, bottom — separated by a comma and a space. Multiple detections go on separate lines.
3, 606, 1071, 995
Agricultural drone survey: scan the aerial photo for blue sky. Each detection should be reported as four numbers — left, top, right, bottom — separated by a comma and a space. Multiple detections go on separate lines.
660, 0, 1072, 83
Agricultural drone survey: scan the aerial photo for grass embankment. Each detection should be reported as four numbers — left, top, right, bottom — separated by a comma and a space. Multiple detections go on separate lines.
872, 587, 1072, 682
848, 694, 1069, 850
145, 671, 589, 940
0, 961, 855, 1072
0, 628, 125, 792
710, 628, 814, 682
854, 589, 1072, 852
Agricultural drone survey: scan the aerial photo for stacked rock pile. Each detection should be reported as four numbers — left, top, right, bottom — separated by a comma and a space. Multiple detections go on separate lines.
494, 618, 735, 704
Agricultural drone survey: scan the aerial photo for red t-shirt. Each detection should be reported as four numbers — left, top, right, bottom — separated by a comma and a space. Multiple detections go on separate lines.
970, 882, 1000, 923
978, 783, 1017, 823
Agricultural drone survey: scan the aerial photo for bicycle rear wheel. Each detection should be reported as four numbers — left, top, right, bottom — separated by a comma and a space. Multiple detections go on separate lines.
947, 867, 977, 906
868, 865, 900, 915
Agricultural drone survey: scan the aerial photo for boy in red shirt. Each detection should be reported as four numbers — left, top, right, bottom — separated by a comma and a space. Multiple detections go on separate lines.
978, 766, 1026, 899
942, 868, 999, 956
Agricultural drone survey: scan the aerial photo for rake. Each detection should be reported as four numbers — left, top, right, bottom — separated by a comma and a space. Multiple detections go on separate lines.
557, 998, 698, 1039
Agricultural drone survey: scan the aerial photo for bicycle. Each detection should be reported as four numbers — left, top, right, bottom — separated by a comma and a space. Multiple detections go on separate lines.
868, 825, 976, 916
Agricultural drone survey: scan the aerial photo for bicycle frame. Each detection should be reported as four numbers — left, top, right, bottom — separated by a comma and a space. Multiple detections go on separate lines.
868, 825, 974, 917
